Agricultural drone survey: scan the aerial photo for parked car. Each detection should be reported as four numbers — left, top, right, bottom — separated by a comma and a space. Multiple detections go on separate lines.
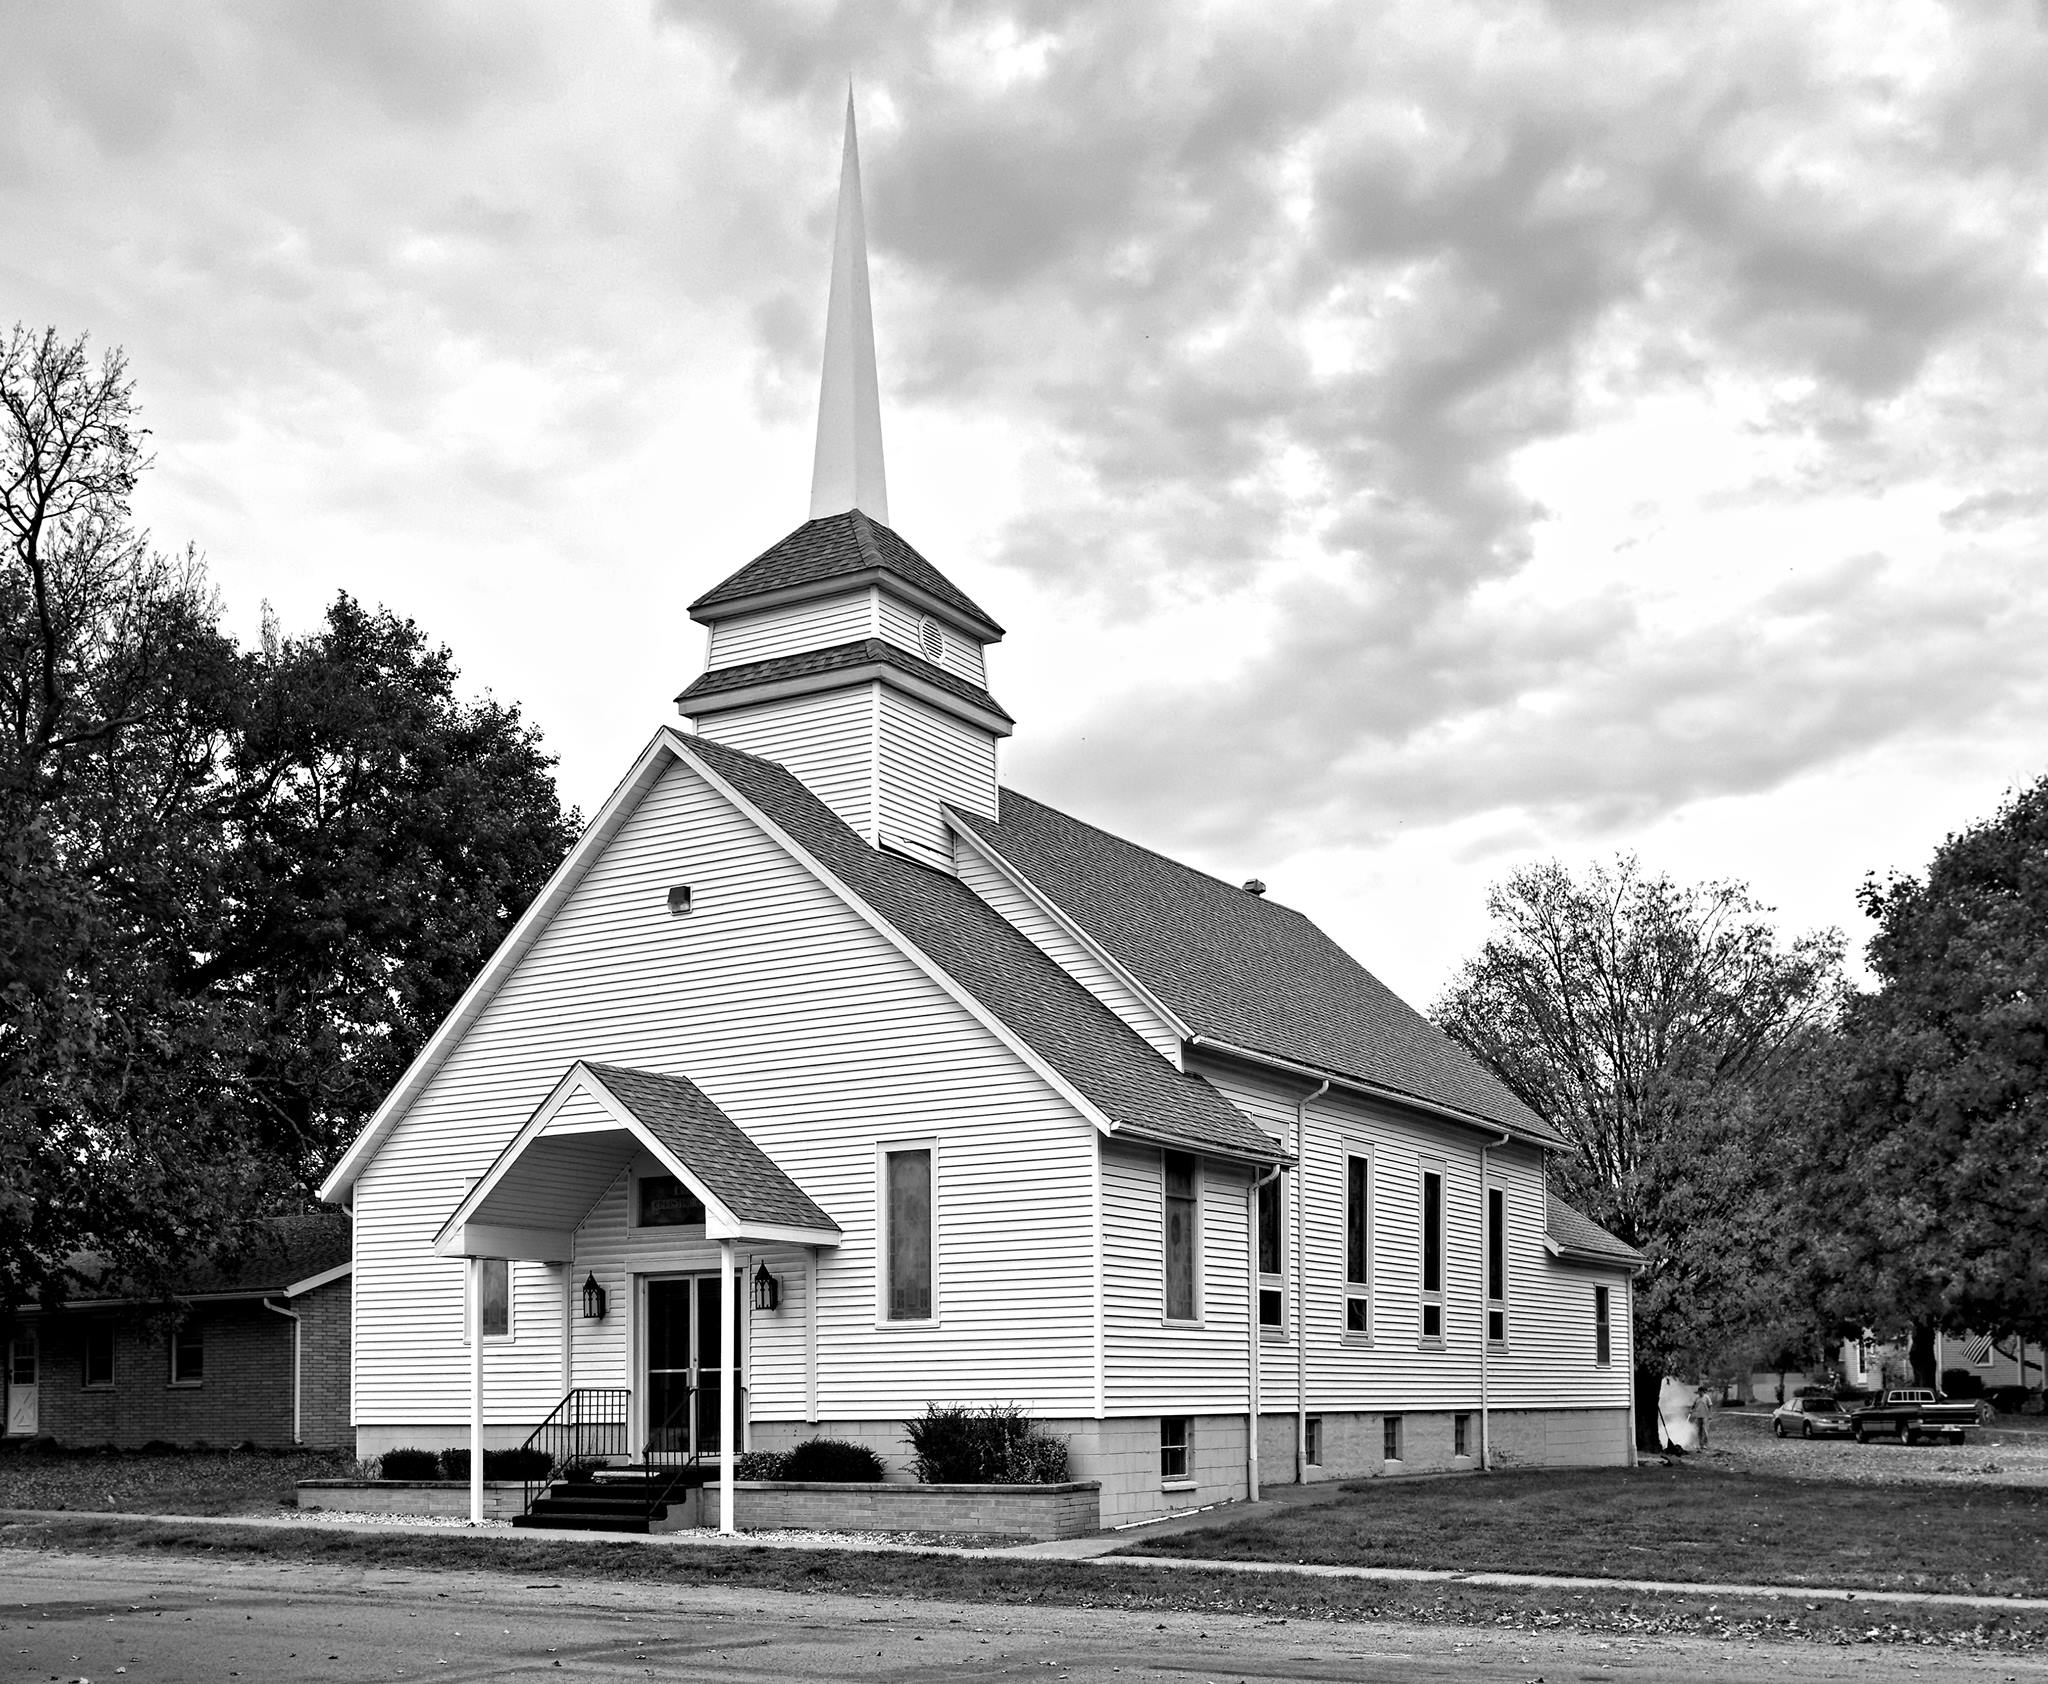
1772, 1396, 1853, 1439
1846, 1388, 1975, 1445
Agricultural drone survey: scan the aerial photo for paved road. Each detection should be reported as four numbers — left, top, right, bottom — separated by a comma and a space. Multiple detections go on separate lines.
2, 1548, 2037, 1683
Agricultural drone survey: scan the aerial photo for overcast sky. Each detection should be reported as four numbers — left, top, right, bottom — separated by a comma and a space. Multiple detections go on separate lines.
6, 0, 2045, 1004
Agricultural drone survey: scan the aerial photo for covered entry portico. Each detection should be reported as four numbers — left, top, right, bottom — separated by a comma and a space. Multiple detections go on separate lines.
435, 1060, 841, 1530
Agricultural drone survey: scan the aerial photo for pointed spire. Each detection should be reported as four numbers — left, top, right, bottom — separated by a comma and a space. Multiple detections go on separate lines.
808, 90, 890, 526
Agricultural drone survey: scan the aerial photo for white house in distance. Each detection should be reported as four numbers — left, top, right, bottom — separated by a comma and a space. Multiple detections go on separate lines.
319, 101, 1644, 1530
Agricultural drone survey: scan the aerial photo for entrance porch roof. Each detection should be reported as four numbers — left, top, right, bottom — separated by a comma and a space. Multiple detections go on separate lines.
433, 1060, 842, 1261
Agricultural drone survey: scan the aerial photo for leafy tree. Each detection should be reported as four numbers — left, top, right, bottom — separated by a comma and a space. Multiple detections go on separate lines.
1433, 857, 1844, 1438
1, 326, 577, 1313
1820, 777, 2048, 1376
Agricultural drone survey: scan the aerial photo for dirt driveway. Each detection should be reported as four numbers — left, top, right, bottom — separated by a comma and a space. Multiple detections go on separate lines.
4, 1546, 2037, 1684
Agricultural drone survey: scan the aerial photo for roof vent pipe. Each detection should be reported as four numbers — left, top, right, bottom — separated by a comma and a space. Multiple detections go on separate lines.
1242, 879, 1266, 896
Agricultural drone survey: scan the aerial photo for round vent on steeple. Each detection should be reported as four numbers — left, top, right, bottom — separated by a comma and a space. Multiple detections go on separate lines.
918, 616, 944, 663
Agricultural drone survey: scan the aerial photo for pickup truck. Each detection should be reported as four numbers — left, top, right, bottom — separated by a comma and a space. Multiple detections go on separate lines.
1847, 1388, 1976, 1445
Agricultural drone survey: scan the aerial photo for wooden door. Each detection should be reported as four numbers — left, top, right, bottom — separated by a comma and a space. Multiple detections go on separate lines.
5, 1329, 37, 1436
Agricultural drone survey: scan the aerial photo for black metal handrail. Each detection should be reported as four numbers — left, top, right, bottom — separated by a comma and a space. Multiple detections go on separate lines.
519, 1387, 631, 1512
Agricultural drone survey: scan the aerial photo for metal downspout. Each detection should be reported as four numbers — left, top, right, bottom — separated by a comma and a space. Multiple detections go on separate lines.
1295, 1079, 1328, 1484
261, 1299, 301, 1444
1479, 1131, 1510, 1473
1246, 1159, 1284, 1502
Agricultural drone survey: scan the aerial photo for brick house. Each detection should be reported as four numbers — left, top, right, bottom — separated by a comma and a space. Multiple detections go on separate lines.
3, 1213, 351, 1451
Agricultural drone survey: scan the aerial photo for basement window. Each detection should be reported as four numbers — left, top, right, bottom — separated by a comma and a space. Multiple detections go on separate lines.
1305, 1416, 1323, 1467
1160, 1416, 1192, 1484
1454, 1413, 1471, 1457
1383, 1415, 1403, 1463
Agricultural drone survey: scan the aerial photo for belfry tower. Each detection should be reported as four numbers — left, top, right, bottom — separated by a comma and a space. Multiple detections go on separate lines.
676, 95, 1010, 873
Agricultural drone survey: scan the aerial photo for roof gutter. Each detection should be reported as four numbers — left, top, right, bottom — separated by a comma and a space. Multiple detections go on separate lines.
1186, 1035, 1556, 1152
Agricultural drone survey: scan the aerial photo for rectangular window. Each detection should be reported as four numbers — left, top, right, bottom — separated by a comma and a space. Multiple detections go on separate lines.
1454, 1413, 1471, 1457
170, 1323, 203, 1385
1486, 1185, 1507, 1345
1163, 1152, 1197, 1322
637, 1173, 706, 1228
1257, 1174, 1284, 1329
1420, 1166, 1444, 1341
1160, 1416, 1191, 1482
885, 1147, 934, 1321
1344, 1153, 1370, 1334
83, 1322, 114, 1388
1383, 1414, 1403, 1462
1595, 1284, 1612, 1366
481, 1258, 511, 1339
1304, 1415, 1323, 1467
8, 1330, 35, 1387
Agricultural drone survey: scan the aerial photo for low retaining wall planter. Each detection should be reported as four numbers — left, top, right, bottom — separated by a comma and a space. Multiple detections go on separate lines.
703, 1478, 1100, 1539
296, 1479, 526, 1521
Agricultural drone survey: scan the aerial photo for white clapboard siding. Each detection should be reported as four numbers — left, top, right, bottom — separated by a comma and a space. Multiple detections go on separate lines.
705, 592, 873, 669
1482, 1141, 1636, 1408
696, 688, 878, 842
877, 592, 988, 686
1191, 1062, 1633, 1417
1100, 1140, 1256, 1414
877, 689, 998, 868
952, 840, 1181, 1063
351, 751, 1099, 1433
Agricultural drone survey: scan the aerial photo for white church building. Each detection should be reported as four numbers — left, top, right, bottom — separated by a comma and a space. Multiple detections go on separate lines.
320, 104, 1643, 1530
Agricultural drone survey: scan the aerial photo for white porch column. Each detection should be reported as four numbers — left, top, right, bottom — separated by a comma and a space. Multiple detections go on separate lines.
718, 1238, 736, 1536
468, 1256, 485, 1526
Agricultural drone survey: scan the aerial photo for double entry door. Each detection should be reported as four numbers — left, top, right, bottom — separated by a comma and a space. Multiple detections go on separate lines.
645, 1273, 742, 1460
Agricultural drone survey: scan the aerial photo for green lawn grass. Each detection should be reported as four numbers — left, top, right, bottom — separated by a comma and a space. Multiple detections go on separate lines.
0, 1448, 351, 1515
1121, 1464, 2048, 1597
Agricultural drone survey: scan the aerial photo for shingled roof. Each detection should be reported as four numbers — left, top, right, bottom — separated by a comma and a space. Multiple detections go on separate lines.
682, 735, 1285, 1163
689, 511, 1004, 638
676, 637, 1012, 726
948, 793, 1563, 1147
67, 1213, 352, 1305
1546, 1193, 1646, 1270
583, 1062, 840, 1235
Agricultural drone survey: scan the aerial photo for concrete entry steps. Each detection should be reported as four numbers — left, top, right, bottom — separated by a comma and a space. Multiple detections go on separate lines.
512, 1466, 711, 1534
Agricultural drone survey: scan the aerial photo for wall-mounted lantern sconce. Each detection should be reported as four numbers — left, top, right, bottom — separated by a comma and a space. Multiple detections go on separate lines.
752, 1261, 781, 1313
581, 1273, 608, 1320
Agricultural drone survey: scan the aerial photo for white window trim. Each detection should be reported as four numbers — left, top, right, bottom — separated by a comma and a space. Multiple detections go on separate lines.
1160, 1149, 1205, 1328
463, 1257, 517, 1346
876, 1137, 940, 1329
630, 1162, 709, 1234
1341, 1142, 1373, 1345
1418, 1157, 1447, 1348
1485, 1183, 1509, 1350
1256, 1169, 1286, 1340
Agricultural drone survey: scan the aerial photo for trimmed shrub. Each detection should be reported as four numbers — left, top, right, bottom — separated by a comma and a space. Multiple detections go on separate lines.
1941, 1368, 1986, 1399
779, 1438, 886, 1481
378, 1448, 442, 1480
904, 1403, 1069, 1485
734, 1450, 789, 1479
438, 1447, 555, 1482
1986, 1385, 2034, 1415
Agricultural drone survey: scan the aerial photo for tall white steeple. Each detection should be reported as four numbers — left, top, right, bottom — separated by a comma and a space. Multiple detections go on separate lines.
682, 98, 1011, 871
808, 91, 889, 525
